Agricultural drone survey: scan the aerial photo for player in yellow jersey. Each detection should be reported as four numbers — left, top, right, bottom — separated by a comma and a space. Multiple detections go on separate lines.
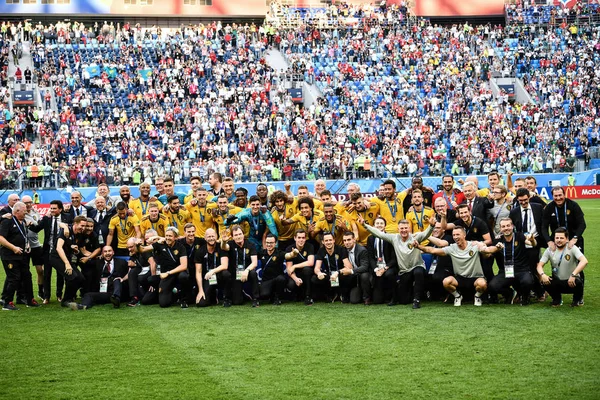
185, 187, 217, 238
162, 195, 191, 235
345, 193, 380, 246
107, 202, 141, 257
183, 176, 203, 205
405, 189, 436, 245
370, 179, 404, 233
312, 202, 355, 246
211, 194, 243, 238
270, 190, 297, 250
280, 197, 323, 249
139, 202, 169, 238
130, 182, 162, 220
284, 182, 324, 212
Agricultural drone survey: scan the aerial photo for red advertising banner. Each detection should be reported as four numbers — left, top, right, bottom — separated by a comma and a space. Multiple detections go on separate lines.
563, 185, 600, 199
414, 0, 505, 16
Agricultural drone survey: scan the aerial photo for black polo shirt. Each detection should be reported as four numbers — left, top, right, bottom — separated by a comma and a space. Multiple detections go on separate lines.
455, 216, 490, 242
228, 240, 257, 272
316, 245, 348, 274
152, 241, 186, 273
194, 243, 227, 276
259, 249, 285, 281
285, 243, 315, 266
493, 232, 530, 272
0, 217, 28, 261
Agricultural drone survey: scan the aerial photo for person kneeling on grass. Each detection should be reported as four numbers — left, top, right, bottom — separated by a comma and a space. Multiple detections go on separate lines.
138, 227, 191, 309
536, 227, 588, 307
68, 246, 128, 310
417, 226, 497, 307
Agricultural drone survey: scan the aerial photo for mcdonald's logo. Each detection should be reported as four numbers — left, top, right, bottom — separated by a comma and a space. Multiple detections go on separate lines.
565, 186, 577, 199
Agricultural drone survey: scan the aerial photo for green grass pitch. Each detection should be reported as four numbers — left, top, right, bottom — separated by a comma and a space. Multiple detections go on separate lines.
1, 200, 600, 399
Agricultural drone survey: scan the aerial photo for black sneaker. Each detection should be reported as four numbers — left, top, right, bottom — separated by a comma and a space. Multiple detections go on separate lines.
272, 297, 282, 306
16, 298, 27, 305
412, 299, 421, 309
127, 297, 139, 307
180, 301, 189, 309
223, 299, 232, 308
551, 299, 563, 307
571, 300, 583, 308
110, 295, 121, 309
2, 301, 19, 311
578, 296, 584, 306
304, 296, 313, 306
27, 299, 41, 308
252, 299, 259, 308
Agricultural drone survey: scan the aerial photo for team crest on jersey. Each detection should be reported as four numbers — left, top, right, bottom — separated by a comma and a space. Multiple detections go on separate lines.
196, 245, 200, 249
173, 250, 179, 255
506, 205, 512, 211
473, 228, 478, 233
566, 209, 571, 215
245, 248, 249, 254
272, 256, 277, 261
565, 254, 571, 261
514, 242, 519, 247
368, 213, 374, 219
303, 251, 307, 257
335, 254, 339, 260
408, 244, 413, 250
8, 264, 12, 269
469, 250, 474, 257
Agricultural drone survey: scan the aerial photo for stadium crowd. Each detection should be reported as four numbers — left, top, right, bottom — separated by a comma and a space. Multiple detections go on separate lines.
0, 171, 588, 311
1, 0, 598, 189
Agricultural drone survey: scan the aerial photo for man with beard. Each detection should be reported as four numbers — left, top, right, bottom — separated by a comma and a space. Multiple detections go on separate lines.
207, 172, 225, 197
279, 197, 323, 250
312, 202, 354, 246
537, 227, 588, 307
162, 195, 191, 234
255, 183, 270, 207
344, 193, 379, 246
49, 215, 88, 307
140, 202, 168, 238
432, 175, 465, 211
185, 187, 216, 239
79, 217, 103, 295
67, 246, 128, 310
212, 194, 243, 238
398, 176, 435, 213
107, 202, 142, 258
195, 228, 231, 307
184, 176, 204, 205
269, 190, 297, 250
487, 218, 537, 305
370, 179, 404, 233
131, 182, 161, 220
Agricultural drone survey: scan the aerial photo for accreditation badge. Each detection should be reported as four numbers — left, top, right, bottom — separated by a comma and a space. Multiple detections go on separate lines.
236, 264, 244, 280
330, 272, 339, 288
505, 262, 515, 279
100, 278, 109, 293
209, 269, 217, 285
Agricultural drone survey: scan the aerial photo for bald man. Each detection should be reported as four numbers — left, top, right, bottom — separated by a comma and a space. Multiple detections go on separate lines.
0, 194, 20, 215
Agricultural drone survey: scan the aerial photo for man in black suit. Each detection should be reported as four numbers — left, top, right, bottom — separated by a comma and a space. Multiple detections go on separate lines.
67, 245, 128, 310
341, 231, 370, 304
29, 199, 67, 304
366, 217, 398, 304
461, 181, 493, 221
92, 196, 115, 246
511, 188, 547, 299
63, 191, 97, 222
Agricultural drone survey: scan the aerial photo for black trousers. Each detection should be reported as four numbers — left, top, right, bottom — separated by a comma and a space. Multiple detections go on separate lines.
546, 277, 584, 304
81, 280, 123, 308
232, 269, 259, 305
286, 266, 314, 300
196, 270, 233, 307
259, 275, 286, 300
128, 267, 152, 300
396, 267, 426, 304
81, 260, 101, 295
2, 257, 33, 303
358, 271, 372, 301
156, 271, 191, 308
526, 248, 544, 297
372, 267, 398, 304
141, 275, 161, 305
489, 270, 534, 301
43, 254, 65, 300
50, 255, 85, 303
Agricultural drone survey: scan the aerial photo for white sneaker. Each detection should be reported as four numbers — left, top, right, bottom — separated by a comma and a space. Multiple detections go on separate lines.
474, 296, 483, 307
454, 295, 463, 307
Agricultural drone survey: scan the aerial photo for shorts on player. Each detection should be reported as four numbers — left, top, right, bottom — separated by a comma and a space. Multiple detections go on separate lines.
455, 275, 485, 292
